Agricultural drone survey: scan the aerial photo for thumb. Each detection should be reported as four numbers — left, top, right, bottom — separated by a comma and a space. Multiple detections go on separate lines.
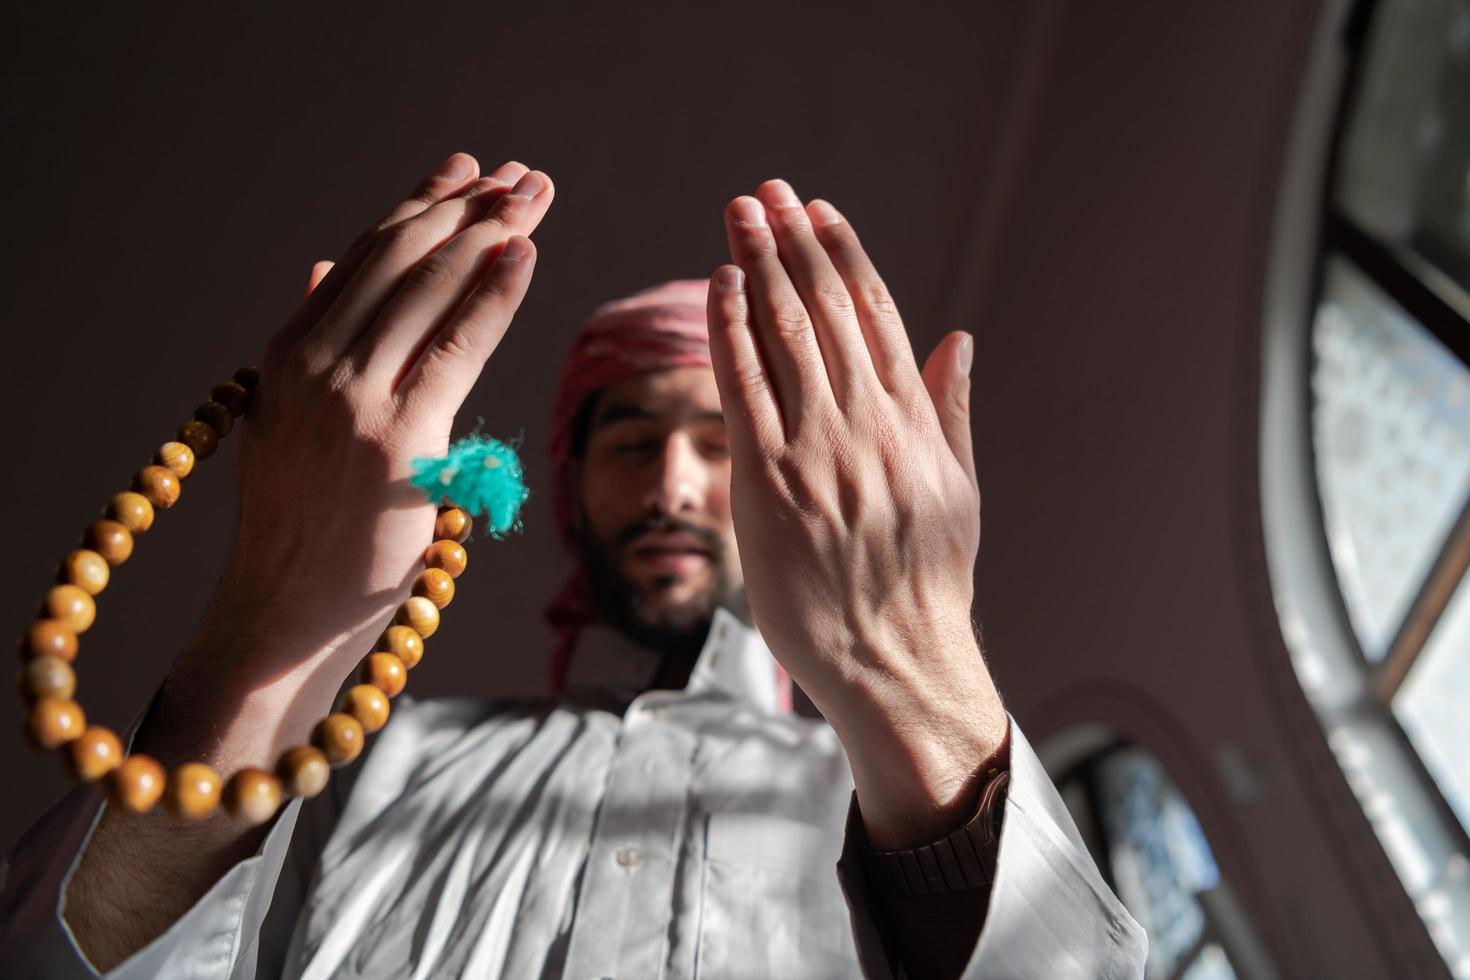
920, 330, 977, 489
306, 259, 335, 297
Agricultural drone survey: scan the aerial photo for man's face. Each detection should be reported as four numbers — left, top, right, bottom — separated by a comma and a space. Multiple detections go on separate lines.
576, 365, 745, 657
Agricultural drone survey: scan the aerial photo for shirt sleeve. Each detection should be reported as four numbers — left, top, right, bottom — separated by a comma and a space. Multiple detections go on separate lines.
0, 682, 322, 979
834, 715, 1149, 979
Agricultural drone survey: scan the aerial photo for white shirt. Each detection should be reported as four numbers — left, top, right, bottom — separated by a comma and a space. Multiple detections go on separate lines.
0, 608, 1146, 978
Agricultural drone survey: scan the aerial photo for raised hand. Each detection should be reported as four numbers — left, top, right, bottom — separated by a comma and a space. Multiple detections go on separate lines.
706, 180, 1007, 849
182, 153, 553, 698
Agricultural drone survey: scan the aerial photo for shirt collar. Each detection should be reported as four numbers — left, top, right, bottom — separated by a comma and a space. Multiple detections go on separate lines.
563, 607, 789, 713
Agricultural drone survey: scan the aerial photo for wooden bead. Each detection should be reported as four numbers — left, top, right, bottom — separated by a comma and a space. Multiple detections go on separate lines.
164, 761, 222, 820
338, 683, 391, 733
106, 491, 155, 534
233, 365, 261, 394
211, 381, 251, 417
378, 625, 423, 670
18, 655, 75, 702
434, 507, 472, 544
27, 698, 85, 750
86, 519, 134, 565
155, 440, 196, 479
44, 585, 96, 634
177, 420, 219, 460
277, 745, 330, 798
66, 725, 122, 782
396, 596, 440, 638
424, 539, 468, 578
133, 464, 181, 509
25, 619, 78, 662
360, 652, 407, 697
62, 549, 110, 596
312, 713, 365, 766
224, 768, 283, 824
194, 400, 234, 438
108, 754, 166, 813
412, 568, 455, 610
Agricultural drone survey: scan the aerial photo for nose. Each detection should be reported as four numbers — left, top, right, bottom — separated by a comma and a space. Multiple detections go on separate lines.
642, 432, 707, 517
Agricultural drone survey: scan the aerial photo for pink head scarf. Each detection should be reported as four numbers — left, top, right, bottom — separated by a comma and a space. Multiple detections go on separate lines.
543, 279, 790, 708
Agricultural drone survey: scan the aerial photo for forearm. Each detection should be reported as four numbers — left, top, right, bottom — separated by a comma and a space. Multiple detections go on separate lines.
61, 614, 353, 972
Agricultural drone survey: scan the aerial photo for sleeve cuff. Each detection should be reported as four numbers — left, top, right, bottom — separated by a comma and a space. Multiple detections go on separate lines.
834, 714, 1150, 980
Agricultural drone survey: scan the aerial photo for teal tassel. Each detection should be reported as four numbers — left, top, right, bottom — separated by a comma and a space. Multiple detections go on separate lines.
409, 429, 529, 538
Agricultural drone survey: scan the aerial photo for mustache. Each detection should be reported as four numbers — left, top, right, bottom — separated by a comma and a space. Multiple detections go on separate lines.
614, 514, 723, 557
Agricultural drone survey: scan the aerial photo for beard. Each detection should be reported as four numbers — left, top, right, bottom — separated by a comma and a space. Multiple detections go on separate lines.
577, 510, 745, 664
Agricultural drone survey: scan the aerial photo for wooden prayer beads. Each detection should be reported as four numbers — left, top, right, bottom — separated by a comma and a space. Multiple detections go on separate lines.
44, 585, 95, 633
105, 491, 154, 534
361, 652, 408, 697
338, 684, 391, 733
379, 625, 424, 669
26, 698, 85, 751
413, 567, 455, 609
16, 364, 481, 825
224, 768, 284, 823
108, 755, 165, 812
62, 549, 110, 596
86, 520, 134, 564
312, 713, 365, 765
66, 725, 122, 782
434, 506, 472, 543
395, 595, 441, 638
27, 620, 78, 661
133, 465, 180, 509
424, 539, 467, 578
154, 441, 195, 479
176, 419, 219, 460
278, 745, 331, 798
164, 761, 222, 821
19, 655, 76, 701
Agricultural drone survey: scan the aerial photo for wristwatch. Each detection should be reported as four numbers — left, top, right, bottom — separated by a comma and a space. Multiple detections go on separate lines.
857, 766, 1010, 898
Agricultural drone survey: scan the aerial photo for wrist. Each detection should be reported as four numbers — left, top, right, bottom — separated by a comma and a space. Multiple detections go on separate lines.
821, 637, 1009, 849
151, 622, 362, 770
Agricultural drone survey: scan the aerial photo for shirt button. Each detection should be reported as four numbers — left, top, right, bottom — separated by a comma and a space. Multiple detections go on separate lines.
614, 846, 641, 868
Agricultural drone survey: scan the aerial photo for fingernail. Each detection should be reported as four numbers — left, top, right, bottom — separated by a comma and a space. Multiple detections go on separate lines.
499, 237, 531, 263
716, 266, 745, 291
765, 179, 800, 206
731, 196, 766, 227
808, 199, 843, 226
509, 171, 547, 199
437, 153, 473, 180
958, 333, 974, 377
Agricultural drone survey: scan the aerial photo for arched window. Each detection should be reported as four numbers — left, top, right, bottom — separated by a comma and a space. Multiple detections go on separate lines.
1048, 735, 1273, 979
1261, 0, 1470, 973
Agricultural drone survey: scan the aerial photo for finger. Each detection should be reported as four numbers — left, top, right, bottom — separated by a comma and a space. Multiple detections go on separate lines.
307, 260, 335, 296
806, 200, 919, 398
920, 331, 977, 489
724, 195, 835, 438
361, 169, 555, 389
705, 264, 785, 459
754, 180, 878, 408
307, 169, 546, 365
396, 236, 538, 412
266, 153, 481, 373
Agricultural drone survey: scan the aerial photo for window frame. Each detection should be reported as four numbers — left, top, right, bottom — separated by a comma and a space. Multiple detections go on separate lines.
1311, 0, 1470, 848
1259, 0, 1470, 970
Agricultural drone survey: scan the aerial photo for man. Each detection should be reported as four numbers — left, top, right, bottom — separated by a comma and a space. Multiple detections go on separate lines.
0, 154, 1146, 978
